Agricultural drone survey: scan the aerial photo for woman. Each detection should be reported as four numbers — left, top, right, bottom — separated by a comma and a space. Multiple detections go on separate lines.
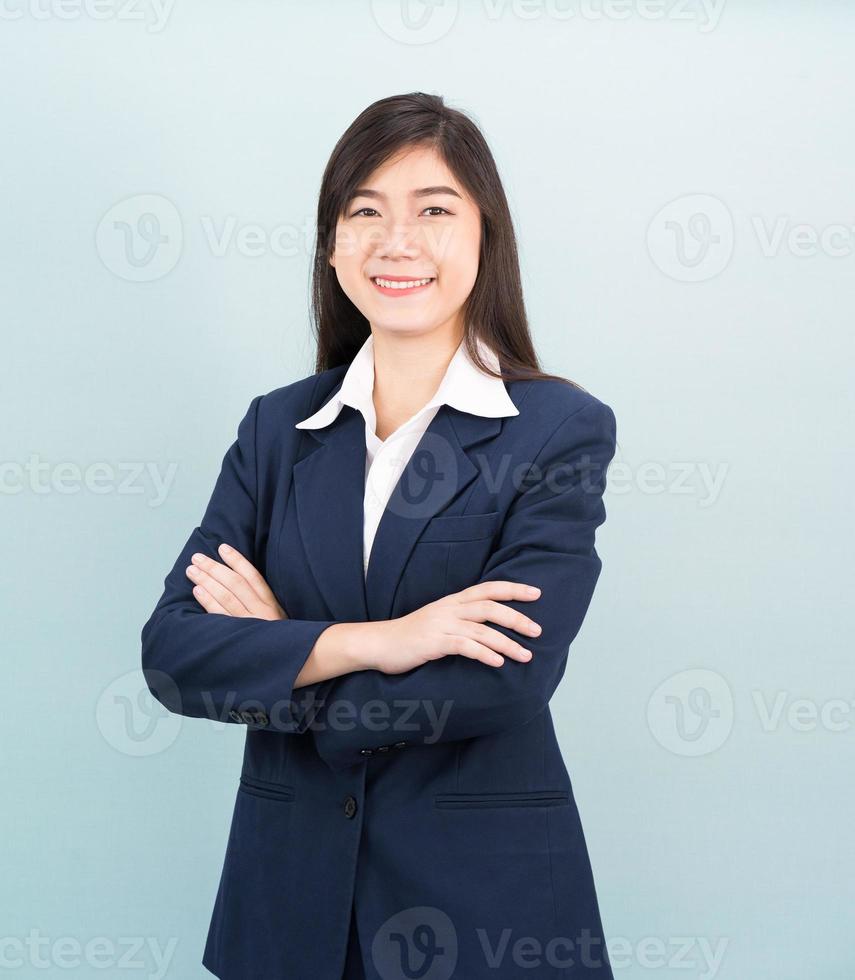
142, 92, 617, 980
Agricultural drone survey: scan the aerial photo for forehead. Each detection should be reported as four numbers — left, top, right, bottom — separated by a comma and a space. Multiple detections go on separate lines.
353, 145, 465, 199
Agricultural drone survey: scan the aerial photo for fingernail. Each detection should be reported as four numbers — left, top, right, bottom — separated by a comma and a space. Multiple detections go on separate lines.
529, 624, 541, 635
219, 543, 231, 553
527, 586, 540, 595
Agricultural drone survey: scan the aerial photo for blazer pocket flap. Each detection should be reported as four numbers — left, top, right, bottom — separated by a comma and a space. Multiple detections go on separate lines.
420, 510, 501, 544
239, 774, 296, 802
434, 790, 571, 809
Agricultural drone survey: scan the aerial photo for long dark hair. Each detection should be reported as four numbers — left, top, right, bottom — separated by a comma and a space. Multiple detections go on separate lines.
309, 91, 583, 390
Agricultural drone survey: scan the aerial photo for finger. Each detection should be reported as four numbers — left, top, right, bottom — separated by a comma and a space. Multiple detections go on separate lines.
186, 564, 250, 616
189, 552, 258, 613
456, 597, 542, 639
217, 543, 280, 606
191, 584, 230, 615
456, 580, 541, 603
443, 633, 510, 669
458, 620, 533, 663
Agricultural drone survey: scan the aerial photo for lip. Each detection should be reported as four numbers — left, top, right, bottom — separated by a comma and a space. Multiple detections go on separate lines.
370, 275, 436, 298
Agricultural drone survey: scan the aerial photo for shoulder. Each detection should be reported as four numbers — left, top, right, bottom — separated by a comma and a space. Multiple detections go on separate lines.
508, 377, 616, 449
251, 364, 347, 428
226, 366, 347, 462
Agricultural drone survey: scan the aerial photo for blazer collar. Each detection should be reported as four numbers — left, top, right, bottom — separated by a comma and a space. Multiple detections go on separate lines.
294, 332, 519, 433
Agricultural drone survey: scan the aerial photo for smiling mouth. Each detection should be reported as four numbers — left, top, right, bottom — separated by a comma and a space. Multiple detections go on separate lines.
371, 276, 435, 295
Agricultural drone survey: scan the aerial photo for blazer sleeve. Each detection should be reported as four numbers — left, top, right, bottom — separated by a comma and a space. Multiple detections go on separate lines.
140, 394, 337, 734
304, 397, 617, 773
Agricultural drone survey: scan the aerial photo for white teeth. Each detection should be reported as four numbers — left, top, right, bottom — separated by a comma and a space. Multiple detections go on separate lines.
373, 277, 433, 289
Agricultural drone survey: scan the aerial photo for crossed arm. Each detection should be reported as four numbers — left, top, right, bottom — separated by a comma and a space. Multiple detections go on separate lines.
141, 393, 617, 771
141, 395, 338, 734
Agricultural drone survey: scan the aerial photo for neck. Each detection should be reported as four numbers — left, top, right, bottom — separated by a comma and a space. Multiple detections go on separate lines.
370, 325, 463, 438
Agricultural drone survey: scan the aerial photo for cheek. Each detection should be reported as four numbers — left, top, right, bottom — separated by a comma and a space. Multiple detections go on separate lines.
331, 260, 372, 317
332, 221, 364, 264
331, 225, 371, 292
436, 267, 477, 309
434, 233, 480, 303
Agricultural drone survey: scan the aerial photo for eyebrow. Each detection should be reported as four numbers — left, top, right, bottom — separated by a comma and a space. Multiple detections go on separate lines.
350, 185, 463, 201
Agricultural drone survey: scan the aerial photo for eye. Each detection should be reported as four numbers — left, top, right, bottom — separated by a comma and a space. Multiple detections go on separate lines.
348, 206, 452, 218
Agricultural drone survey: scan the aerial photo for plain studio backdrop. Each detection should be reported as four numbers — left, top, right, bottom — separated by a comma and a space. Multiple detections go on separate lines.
2, 2, 852, 978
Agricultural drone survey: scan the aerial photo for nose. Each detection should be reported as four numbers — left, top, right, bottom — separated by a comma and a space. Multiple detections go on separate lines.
373, 221, 422, 260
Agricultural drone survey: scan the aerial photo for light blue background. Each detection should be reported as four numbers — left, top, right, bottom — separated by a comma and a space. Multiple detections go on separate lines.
2, 2, 852, 978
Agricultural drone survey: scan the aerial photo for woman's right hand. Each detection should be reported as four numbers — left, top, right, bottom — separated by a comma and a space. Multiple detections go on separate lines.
365, 581, 543, 675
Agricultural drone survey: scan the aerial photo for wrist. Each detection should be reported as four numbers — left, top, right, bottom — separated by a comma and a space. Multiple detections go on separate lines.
327, 621, 388, 673
350, 620, 389, 672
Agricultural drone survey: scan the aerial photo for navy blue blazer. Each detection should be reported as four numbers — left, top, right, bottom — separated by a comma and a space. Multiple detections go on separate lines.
141, 364, 617, 980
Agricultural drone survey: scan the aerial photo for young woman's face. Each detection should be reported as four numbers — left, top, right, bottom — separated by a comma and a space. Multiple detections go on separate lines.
330, 144, 481, 340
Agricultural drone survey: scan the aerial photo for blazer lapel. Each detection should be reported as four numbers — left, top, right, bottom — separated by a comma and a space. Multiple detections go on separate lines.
293, 401, 505, 624
364, 404, 503, 621
293, 406, 370, 623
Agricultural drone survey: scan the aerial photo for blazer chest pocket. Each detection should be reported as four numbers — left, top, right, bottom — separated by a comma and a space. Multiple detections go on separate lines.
434, 790, 571, 810
396, 511, 503, 611
420, 510, 501, 544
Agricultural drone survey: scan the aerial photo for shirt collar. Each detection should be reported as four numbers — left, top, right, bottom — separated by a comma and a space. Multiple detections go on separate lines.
294, 333, 519, 431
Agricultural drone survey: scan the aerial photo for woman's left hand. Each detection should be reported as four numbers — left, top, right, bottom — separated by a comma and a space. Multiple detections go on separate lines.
185, 543, 287, 620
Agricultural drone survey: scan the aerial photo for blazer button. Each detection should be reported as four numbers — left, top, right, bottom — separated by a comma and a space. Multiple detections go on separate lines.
343, 796, 358, 819
359, 748, 374, 756
239, 710, 255, 724
376, 744, 390, 753
228, 709, 242, 722
393, 741, 408, 749
251, 709, 269, 726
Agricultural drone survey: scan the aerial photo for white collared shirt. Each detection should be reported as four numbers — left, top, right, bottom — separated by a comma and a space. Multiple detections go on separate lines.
295, 334, 519, 577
